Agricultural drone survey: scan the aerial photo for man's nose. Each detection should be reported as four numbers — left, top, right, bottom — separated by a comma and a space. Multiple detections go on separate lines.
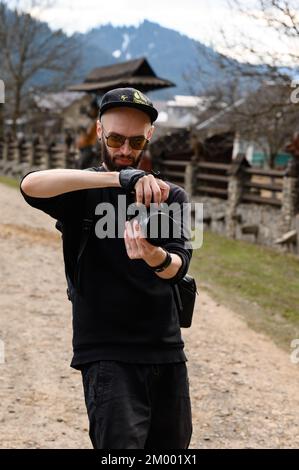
120, 138, 133, 156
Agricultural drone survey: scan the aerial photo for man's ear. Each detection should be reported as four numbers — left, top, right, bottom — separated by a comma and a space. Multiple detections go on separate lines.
147, 125, 155, 141
96, 119, 102, 140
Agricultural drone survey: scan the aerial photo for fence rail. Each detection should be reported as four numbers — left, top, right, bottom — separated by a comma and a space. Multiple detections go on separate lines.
245, 167, 285, 177
242, 193, 282, 206
197, 161, 231, 171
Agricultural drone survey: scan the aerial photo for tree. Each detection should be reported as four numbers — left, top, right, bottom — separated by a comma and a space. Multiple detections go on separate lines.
0, 1, 81, 137
187, 0, 299, 168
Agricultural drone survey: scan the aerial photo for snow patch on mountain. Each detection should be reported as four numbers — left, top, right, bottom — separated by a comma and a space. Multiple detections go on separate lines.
122, 33, 130, 52
112, 49, 121, 58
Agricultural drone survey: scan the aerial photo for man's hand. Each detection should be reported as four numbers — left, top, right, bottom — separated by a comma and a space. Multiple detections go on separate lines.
119, 168, 146, 192
119, 168, 170, 207
124, 219, 161, 262
124, 218, 183, 279
134, 175, 170, 207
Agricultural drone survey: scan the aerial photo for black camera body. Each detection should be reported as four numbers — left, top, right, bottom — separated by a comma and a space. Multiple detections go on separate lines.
127, 203, 181, 246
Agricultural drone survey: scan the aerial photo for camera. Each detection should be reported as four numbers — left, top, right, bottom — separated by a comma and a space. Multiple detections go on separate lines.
127, 203, 181, 246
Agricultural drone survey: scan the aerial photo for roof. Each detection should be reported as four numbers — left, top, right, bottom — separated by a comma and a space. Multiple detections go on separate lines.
85, 57, 155, 82
167, 95, 208, 108
33, 92, 84, 111
68, 57, 175, 93
195, 98, 245, 131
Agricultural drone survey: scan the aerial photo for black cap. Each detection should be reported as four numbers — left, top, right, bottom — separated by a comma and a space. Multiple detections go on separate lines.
99, 88, 158, 123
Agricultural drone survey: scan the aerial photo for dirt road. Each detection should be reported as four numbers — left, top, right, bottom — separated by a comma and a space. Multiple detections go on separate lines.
1, 182, 299, 448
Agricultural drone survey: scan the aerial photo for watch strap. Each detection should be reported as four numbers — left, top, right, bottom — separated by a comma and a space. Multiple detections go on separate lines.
151, 249, 172, 272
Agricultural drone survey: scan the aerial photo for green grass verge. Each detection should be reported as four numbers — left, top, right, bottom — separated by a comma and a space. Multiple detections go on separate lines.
0, 175, 20, 189
190, 230, 299, 351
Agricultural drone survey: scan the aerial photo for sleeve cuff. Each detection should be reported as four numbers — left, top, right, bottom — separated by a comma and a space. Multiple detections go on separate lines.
162, 251, 189, 284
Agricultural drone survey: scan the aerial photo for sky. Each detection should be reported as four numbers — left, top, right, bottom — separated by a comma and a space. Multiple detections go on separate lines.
7, 0, 299, 64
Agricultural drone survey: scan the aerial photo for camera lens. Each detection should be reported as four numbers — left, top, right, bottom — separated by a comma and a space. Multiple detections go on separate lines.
133, 210, 180, 245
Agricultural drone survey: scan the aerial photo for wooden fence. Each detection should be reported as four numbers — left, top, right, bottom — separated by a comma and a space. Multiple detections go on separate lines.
152, 136, 299, 252
0, 138, 78, 179
1, 135, 298, 253
153, 150, 286, 208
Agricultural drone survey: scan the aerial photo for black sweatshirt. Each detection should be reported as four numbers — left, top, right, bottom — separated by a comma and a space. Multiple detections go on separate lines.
20, 166, 192, 368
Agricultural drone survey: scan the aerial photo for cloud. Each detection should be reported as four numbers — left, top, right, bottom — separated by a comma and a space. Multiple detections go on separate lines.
25, 0, 244, 40
15, 0, 298, 64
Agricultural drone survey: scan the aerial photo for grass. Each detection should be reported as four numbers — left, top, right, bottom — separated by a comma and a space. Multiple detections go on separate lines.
0, 175, 20, 189
189, 230, 299, 351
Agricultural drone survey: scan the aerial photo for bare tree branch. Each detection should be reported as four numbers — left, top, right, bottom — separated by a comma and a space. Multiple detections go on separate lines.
0, 0, 82, 136
187, 0, 299, 168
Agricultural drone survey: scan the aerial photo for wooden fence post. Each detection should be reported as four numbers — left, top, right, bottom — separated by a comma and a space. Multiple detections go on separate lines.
184, 158, 197, 198
48, 142, 66, 169
280, 158, 299, 235
226, 153, 250, 238
32, 138, 48, 169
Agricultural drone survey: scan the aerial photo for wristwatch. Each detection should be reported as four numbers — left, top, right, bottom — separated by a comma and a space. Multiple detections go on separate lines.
151, 249, 172, 272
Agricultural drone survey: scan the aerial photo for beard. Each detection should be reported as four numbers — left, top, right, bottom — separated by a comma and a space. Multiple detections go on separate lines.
100, 139, 144, 172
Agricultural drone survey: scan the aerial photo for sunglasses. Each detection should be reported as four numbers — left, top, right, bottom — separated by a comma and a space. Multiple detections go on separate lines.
101, 125, 149, 150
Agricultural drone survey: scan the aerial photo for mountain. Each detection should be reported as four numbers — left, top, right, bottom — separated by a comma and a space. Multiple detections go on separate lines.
2, 4, 290, 102
77, 20, 224, 99
77, 21, 298, 99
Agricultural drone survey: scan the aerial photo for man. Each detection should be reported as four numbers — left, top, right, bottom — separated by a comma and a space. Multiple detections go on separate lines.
20, 87, 193, 449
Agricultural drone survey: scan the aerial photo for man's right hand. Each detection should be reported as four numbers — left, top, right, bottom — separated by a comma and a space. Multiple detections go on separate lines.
134, 175, 170, 206
119, 169, 170, 207
119, 168, 147, 193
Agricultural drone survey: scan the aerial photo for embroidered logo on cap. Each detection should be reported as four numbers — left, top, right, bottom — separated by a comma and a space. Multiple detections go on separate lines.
133, 90, 148, 105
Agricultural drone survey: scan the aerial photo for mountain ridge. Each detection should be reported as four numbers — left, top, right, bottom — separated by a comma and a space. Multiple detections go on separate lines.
77, 19, 222, 98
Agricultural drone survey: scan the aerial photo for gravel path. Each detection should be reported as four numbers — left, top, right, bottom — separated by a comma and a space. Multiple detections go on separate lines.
0, 182, 299, 449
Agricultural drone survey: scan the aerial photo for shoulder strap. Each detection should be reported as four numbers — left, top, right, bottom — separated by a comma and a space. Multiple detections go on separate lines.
76, 190, 95, 266
74, 167, 101, 293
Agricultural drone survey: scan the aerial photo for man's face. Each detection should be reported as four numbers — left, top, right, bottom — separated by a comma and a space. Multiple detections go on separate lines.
97, 107, 154, 172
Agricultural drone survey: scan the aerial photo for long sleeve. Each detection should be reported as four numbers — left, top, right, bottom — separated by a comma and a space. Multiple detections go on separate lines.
160, 183, 193, 284
19, 170, 87, 222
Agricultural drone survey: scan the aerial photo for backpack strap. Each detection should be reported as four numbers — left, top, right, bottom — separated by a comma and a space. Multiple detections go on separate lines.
74, 188, 96, 294
55, 166, 103, 299
55, 219, 74, 300
74, 166, 102, 294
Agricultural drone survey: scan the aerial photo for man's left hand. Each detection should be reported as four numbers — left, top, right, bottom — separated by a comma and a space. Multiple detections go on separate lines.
124, 219, 159, 262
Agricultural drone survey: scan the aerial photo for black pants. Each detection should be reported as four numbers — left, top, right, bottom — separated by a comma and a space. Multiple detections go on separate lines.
81, 360, 193, 449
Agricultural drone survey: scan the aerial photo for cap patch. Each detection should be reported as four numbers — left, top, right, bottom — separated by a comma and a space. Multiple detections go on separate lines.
133, 90, 148, 105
